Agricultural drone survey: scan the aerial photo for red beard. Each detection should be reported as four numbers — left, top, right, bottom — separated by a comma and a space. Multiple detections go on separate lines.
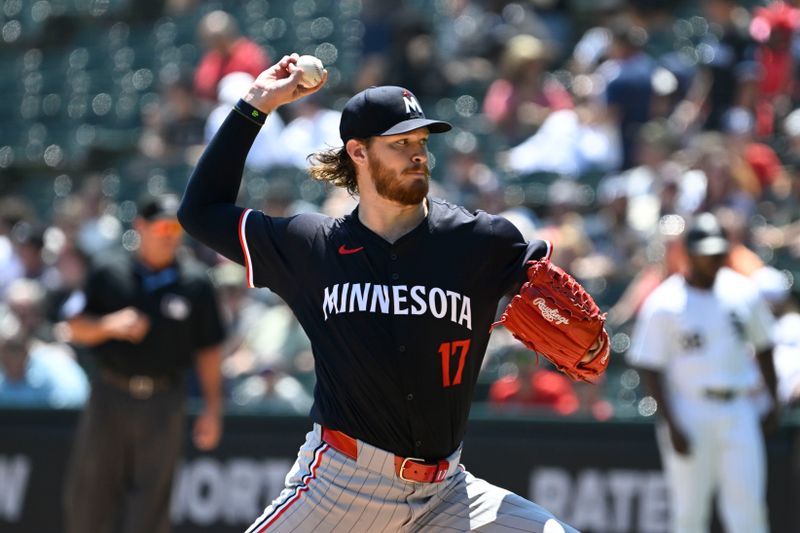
369, 157, 429, 205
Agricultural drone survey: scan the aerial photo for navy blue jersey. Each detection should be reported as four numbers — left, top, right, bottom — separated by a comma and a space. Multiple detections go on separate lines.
239, 199, 548, 458
180, 109, 549, 459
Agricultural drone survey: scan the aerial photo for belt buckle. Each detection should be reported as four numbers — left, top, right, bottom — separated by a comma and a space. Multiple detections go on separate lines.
129, 376, 154, 399
398, 457, 426, 482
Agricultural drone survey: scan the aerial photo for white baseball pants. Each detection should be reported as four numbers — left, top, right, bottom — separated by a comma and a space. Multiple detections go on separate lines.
657, 394, 769, 533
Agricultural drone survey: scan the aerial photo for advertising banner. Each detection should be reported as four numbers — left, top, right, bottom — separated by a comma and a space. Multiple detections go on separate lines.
1, 409, 796, 532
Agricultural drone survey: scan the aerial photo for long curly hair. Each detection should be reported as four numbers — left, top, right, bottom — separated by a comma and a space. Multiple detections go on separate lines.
307, 139, 371, 195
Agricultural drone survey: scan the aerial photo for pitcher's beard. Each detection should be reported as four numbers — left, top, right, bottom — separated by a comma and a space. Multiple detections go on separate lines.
370, 158, 429, 206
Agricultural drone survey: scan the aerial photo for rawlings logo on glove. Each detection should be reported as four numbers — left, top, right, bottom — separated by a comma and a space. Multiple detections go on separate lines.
493, 258, 610, 382
532, 298, 569, 325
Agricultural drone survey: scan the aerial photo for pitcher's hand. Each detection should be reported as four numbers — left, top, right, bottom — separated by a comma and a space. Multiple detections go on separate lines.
244, 53, 328, 114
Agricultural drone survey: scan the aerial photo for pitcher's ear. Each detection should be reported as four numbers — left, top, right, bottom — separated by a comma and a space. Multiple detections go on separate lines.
346, 138, 369, 163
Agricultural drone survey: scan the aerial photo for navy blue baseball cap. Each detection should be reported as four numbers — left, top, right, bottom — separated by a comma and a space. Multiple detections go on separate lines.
339, 86, 452, 142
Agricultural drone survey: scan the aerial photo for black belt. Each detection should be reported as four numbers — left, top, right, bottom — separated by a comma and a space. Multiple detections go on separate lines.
99, 369, 176, 399
703, 389, 741, 402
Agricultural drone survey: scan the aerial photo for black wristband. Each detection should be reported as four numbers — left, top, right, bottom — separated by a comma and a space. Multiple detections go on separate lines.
233, 99, 267, 127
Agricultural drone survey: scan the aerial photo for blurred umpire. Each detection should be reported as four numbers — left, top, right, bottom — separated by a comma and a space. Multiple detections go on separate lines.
60, 193, 225, 533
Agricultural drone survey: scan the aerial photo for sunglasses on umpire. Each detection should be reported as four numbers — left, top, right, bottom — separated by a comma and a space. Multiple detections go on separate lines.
148, 219, 183, 237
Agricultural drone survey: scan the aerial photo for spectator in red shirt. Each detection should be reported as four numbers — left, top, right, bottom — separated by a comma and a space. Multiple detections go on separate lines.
750, 1, 800, 136
193, 10, 270, 101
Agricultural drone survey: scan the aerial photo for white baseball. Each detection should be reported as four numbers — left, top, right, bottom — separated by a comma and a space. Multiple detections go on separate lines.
296, 55, 324, 88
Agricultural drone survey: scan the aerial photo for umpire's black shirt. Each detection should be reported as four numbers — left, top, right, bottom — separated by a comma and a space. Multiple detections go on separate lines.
180, 109, 547, 460
81, 252, 224, 378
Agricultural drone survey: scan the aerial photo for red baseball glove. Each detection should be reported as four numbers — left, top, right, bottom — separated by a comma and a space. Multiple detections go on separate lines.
493, 259, 610, 382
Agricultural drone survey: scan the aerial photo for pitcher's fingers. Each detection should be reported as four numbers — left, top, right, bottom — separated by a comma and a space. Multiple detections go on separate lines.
278, 54, 296, 69
299, 70, 328, 95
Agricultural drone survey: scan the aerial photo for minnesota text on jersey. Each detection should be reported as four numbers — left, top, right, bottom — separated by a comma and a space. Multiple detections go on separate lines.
322, 282, 472, 329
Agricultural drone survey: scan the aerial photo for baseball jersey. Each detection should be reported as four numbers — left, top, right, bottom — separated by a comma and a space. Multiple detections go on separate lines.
180, 109, 548, 460
627, 268, 774, 398
238, 199, 547, 460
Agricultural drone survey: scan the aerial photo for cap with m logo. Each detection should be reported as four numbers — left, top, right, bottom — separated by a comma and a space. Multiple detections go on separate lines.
339, 86, 452, 142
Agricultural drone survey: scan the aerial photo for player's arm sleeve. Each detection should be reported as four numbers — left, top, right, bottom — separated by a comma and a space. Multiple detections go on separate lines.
627, 298, 671, 370
489, 214, 552, 296
178, 108, 262, 265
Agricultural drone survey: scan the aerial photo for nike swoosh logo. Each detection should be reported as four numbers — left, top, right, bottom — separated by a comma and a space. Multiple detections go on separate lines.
338, 244, 364, 255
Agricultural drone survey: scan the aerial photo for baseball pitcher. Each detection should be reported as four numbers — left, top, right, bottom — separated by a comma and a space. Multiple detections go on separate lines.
179, 54, 609, 533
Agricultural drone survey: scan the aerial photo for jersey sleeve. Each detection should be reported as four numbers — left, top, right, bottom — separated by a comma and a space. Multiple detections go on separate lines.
627, 295, 672, 370
238, 209, 327, 301
489, 213, 552, 296
745, 293, 775, 352
179, 108, 265, 266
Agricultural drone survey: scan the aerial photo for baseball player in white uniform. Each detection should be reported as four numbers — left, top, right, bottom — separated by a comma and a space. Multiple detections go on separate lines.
627, 212, 779, 533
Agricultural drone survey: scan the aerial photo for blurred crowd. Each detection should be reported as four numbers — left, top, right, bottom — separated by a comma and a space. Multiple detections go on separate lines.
3, 0, 800, 420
